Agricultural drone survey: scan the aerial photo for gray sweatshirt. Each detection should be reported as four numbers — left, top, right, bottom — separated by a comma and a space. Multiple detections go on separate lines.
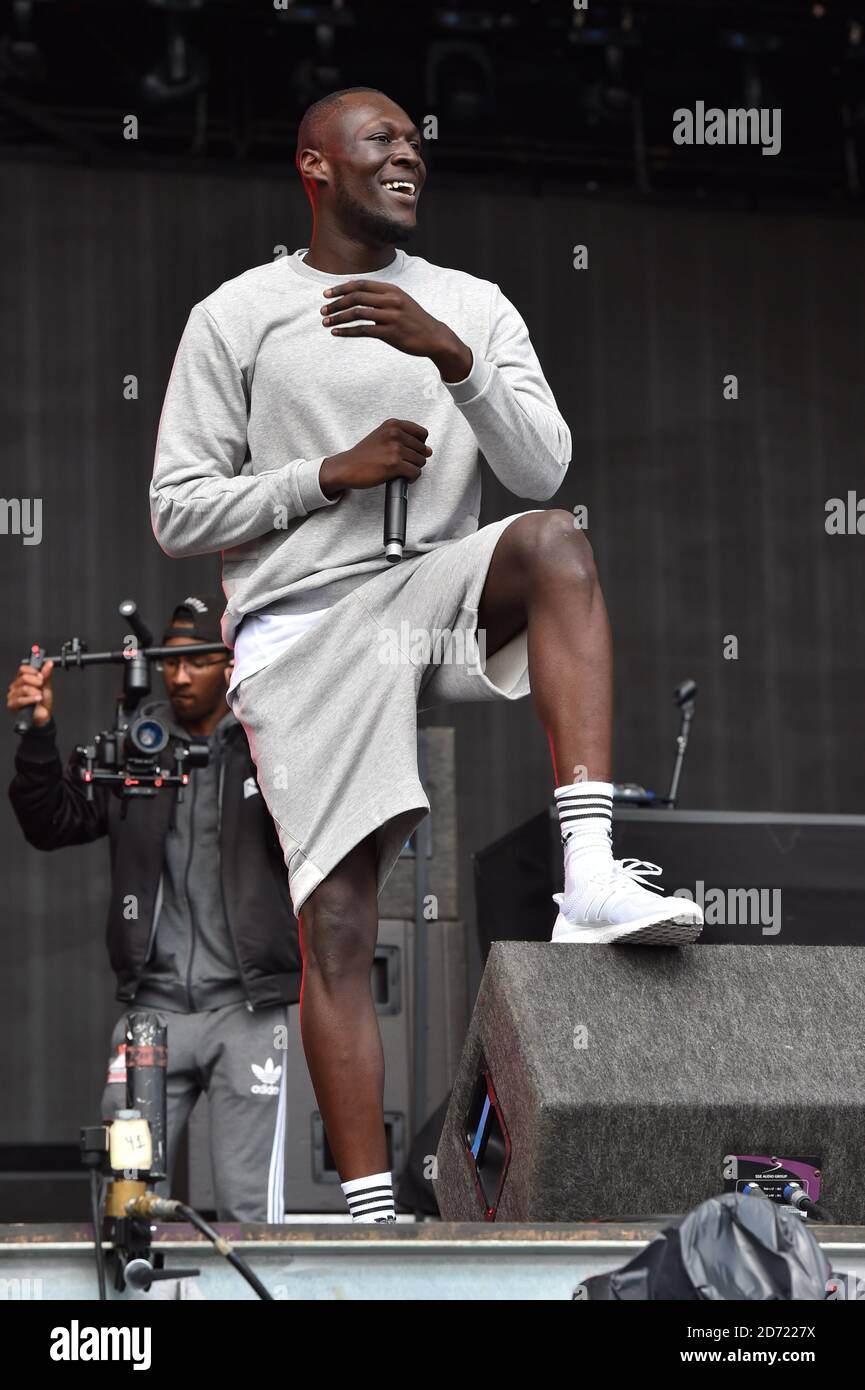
149, 246, 571, 649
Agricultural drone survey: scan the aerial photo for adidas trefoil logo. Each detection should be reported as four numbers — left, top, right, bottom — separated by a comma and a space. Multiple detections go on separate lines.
250, 1058, 282, 1095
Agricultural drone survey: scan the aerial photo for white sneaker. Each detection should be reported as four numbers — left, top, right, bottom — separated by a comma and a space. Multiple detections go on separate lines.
551, 856, 703, 945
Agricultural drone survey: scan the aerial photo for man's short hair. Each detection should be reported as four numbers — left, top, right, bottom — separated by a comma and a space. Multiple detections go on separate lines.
295, 86, 387, 171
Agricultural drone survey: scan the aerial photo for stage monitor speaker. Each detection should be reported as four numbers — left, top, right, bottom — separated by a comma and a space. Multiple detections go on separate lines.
434, 942, 865, 1223
473, 809, 865, 954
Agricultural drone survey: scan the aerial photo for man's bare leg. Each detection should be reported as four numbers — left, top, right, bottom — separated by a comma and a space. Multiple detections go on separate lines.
297, 510, 640, 1185
477, 509, 703, 943
476, 509, 613, 783
298, 510, 612, 1182
297, 831, 387, 1181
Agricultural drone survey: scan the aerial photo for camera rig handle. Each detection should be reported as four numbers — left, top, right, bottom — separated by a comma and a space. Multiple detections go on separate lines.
14, 599, 228, 801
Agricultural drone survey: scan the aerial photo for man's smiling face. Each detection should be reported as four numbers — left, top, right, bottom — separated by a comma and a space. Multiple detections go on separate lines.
320, 94, 427, 245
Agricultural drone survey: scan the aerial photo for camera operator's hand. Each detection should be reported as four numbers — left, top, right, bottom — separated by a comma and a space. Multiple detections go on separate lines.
7, 658, 54, 728
319, 419, 432, 499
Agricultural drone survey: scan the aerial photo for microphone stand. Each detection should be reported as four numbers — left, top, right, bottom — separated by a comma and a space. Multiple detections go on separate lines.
666, 679, 698, 809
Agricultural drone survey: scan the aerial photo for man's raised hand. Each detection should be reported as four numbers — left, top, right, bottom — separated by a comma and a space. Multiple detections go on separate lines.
7, 658, 54, 728
320, 281, 473, 382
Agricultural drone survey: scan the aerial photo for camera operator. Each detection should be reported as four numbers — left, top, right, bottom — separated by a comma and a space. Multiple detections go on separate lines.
7, 593, 300, 1222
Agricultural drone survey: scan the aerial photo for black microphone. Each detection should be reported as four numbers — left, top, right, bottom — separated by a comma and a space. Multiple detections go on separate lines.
384, 477, 408, 562
675, 678, 698, 709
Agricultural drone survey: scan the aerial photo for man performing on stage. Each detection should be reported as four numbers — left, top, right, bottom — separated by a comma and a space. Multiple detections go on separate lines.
150, 87, 703, 1223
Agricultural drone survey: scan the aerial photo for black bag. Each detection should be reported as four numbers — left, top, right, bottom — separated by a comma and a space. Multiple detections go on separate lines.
579, 1191, 832, 1301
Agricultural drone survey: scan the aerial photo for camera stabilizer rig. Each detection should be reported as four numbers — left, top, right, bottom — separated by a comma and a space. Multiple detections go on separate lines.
13, 599, 228, 809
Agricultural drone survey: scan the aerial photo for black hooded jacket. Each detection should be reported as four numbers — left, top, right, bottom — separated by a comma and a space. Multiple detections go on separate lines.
8, 699, 302, 1010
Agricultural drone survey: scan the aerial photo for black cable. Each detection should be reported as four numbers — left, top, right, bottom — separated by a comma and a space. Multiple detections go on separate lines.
793, 1195, 832, 1222
89, 1170, 107, 1301
125, 1194, 273, 1300
783, 1184, 832, 1223
175, 1204, 273, 1300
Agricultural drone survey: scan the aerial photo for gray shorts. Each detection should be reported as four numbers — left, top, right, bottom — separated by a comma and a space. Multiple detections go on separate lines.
229, 511, 541, 916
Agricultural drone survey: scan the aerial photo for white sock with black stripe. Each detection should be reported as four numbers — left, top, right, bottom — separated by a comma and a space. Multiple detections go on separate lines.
341, 1170, 396, 1224
554, 780, 615, 882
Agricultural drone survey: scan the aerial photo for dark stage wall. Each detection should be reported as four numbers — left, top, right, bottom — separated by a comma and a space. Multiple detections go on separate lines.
2, 159, 863, 1140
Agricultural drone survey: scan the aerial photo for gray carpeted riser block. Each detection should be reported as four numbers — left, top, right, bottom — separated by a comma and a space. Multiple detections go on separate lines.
434, 943, 865, 1222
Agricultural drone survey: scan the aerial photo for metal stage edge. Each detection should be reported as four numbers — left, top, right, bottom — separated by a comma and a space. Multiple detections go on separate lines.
2, 1222, 864, 1301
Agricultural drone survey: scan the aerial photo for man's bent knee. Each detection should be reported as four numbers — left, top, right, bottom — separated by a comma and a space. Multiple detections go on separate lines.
516, 510, 597, 590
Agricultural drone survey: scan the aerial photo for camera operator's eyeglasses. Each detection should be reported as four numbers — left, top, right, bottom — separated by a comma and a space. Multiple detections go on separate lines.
156, 655, 226, 674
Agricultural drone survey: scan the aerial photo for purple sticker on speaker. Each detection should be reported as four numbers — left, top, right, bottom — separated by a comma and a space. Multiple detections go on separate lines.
725, 1154, 822, 1204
